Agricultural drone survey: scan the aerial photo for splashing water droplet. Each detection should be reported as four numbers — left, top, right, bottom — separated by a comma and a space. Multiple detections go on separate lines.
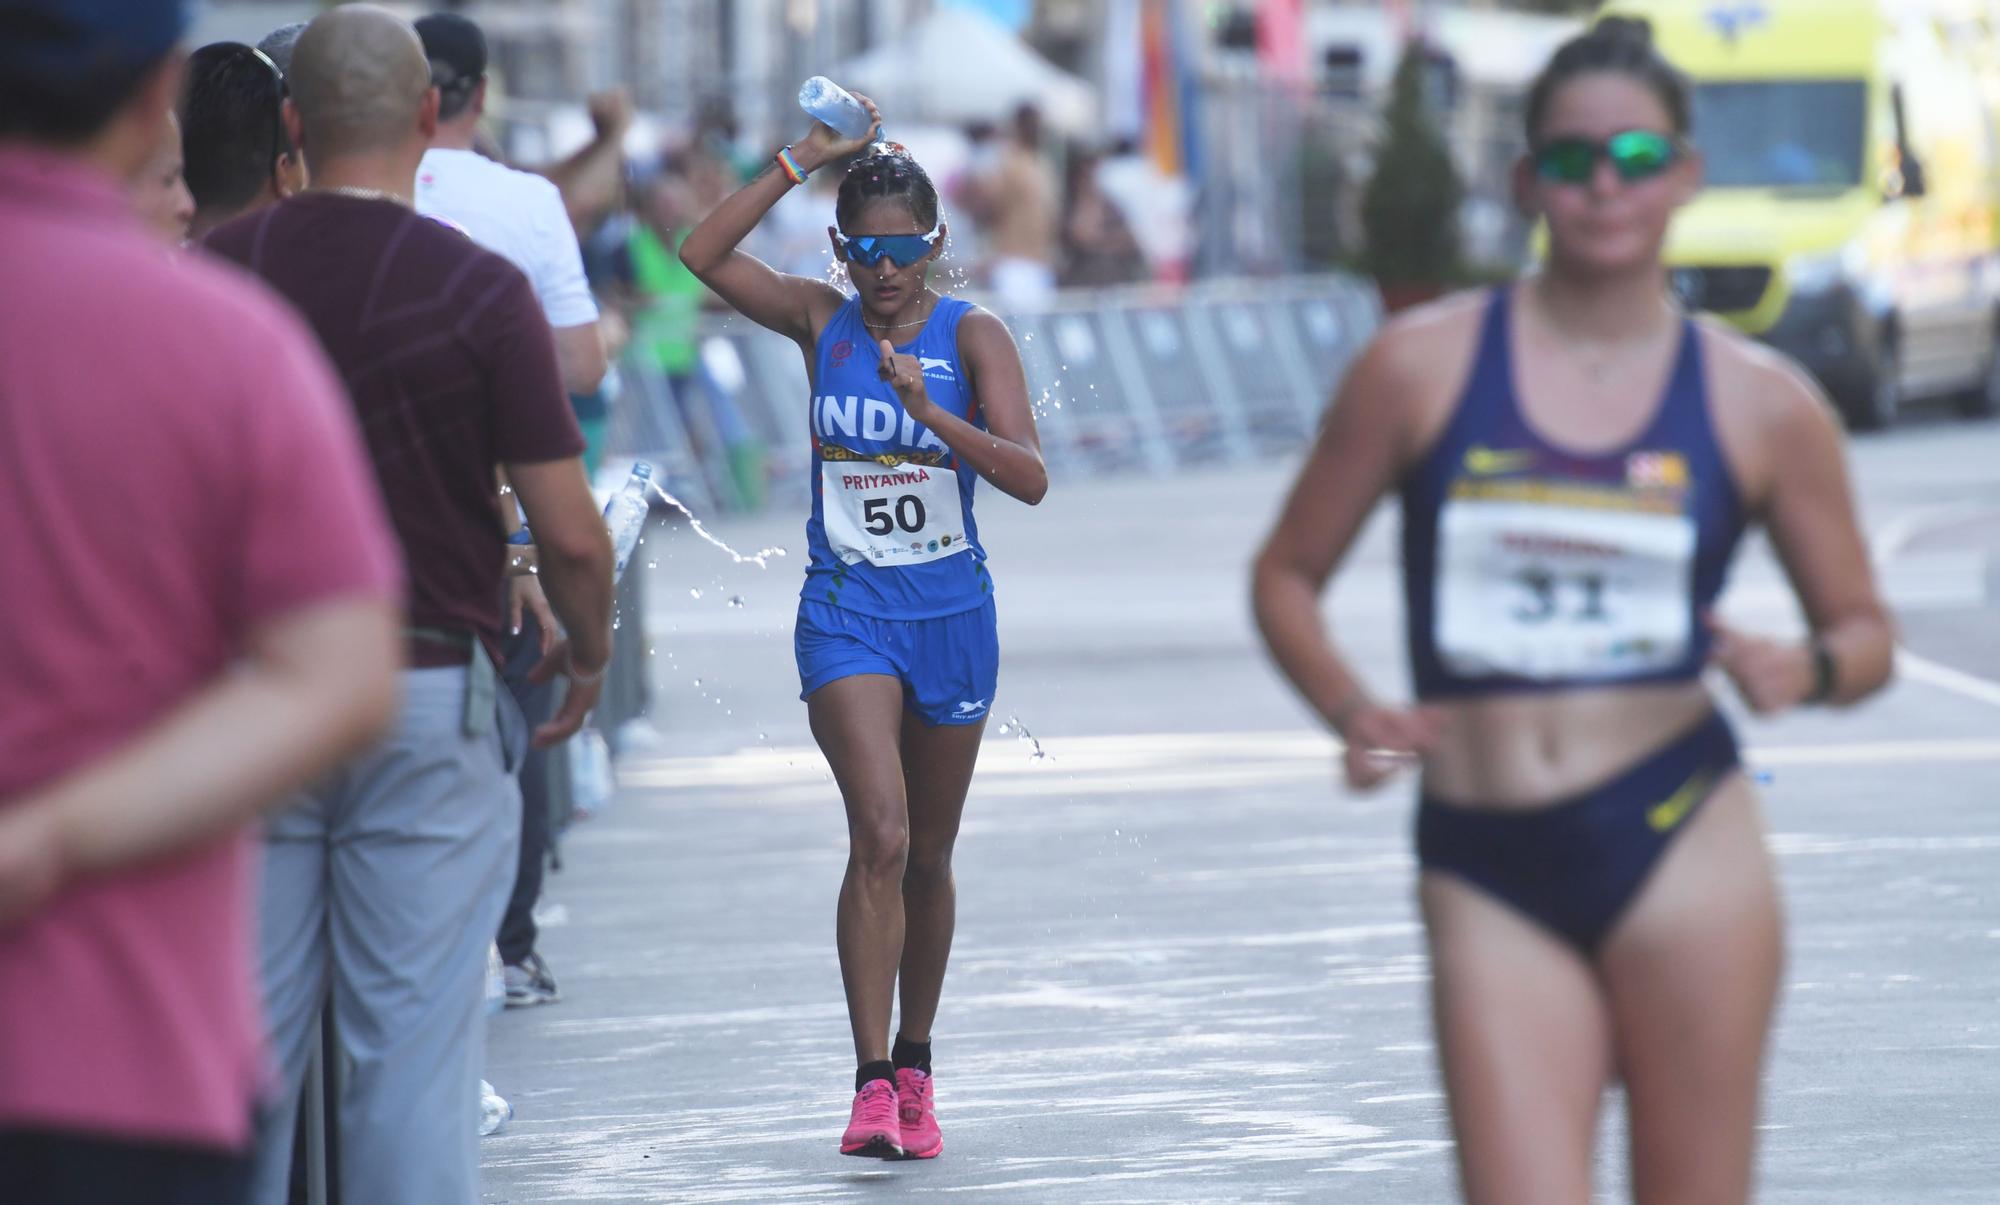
689, 588, 703, 599
758, 732, 768, 742
728, 596, 745, 608
692, 678, 702, 688
644, 481, 788, 568
1001, 714, 1051, 764
647, 559, 659, 570
611, 615, 621, 630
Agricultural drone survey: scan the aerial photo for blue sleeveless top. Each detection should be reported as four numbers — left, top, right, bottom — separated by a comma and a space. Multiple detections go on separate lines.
803, 296, 993, 618
1400, 288, 1745, 699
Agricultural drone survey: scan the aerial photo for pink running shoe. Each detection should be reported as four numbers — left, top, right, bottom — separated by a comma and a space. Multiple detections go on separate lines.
895, 1067, 942, 1160
840, 1080, 904, 1159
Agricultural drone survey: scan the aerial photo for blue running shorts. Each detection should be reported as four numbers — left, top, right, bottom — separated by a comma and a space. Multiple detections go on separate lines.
795, 598, 999, 726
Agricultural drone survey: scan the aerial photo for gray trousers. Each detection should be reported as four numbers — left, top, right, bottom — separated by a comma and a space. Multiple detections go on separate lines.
248, 664, 523, 1205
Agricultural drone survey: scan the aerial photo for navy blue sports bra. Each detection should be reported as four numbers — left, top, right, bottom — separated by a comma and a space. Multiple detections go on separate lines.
1400, 288, 1745, 699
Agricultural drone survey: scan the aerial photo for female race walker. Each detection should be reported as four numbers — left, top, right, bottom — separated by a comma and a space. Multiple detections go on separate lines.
681, 96, 1046, 1161
1253, 20, 1894, 1204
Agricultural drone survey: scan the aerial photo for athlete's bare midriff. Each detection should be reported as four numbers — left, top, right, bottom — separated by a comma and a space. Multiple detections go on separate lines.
1416, 678, 1720, 809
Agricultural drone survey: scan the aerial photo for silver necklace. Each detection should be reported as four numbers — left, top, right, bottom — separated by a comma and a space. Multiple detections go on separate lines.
324, 186, 410, 207
865, 291, 939, 333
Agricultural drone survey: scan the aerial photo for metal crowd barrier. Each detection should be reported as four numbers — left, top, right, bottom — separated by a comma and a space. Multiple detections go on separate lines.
607, 273, 1381, 514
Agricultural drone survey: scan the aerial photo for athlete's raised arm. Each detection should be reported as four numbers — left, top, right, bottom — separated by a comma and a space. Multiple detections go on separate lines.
679, 95, 881, 348
875, 309, 1047, 505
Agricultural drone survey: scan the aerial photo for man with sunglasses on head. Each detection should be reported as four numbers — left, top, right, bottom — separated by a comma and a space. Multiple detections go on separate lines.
178, 41, 303, 239
199, 7, 615, 1202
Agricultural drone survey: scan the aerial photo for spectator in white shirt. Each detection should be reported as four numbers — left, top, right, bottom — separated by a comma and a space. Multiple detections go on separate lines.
413, 12, 607, 396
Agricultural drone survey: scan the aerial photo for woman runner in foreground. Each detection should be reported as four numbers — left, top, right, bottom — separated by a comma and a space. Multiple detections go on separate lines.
1253, 20, 1893, 1203
681, 96, 1046, 1160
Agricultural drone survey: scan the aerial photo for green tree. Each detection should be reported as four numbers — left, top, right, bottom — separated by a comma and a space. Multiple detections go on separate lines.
1361, 42, 1464, 289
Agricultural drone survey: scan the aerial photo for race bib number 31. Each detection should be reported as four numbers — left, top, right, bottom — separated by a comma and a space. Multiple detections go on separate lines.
822, 459, 970, 567
1436, 498, 1696, 681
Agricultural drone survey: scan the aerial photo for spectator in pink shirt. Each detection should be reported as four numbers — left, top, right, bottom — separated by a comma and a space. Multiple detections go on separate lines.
0, 1, 404, 1202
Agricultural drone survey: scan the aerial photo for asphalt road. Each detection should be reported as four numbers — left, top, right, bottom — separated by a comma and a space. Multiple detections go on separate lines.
482, 409, 1999, 1204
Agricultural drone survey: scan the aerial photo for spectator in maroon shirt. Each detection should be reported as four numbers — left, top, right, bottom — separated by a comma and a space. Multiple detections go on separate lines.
0, 1, 403, 1202
202, 7, 616, 1203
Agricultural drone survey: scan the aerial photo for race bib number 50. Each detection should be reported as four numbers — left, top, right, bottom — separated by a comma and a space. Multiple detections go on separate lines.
1436, 498, 1696, 681
822, 459, 970, 566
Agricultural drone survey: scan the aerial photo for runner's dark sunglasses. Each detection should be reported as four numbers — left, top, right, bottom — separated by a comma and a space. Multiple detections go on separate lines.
834, 224, 943, 267
1532, 130, 1680, 185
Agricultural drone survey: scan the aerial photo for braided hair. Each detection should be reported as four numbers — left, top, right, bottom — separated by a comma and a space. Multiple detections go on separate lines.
836, 144, 940, 231
1525, 17, 1690, 144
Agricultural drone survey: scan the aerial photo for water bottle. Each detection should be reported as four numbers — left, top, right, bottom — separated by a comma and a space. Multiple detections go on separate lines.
603, 461, 654, 581
798, 76, 875, 141
478, 1080, 513, 1137
570, 728, 615, 819
484, 943, 505, 1016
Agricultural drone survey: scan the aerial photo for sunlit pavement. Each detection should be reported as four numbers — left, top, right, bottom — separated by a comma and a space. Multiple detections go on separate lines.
483, 410, 2000, 1203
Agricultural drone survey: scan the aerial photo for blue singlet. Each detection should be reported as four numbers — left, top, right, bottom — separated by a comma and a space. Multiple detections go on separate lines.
803, 295, 993, 619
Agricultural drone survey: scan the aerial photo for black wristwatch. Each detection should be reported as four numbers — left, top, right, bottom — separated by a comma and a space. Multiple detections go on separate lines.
1805, 638, 1838, 705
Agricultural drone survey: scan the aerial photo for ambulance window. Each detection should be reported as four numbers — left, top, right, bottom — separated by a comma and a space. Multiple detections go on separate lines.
1692, 81, 1867, 189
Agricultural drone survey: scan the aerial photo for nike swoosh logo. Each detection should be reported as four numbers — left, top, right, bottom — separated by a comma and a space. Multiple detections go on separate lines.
1646, 770, 1713, 833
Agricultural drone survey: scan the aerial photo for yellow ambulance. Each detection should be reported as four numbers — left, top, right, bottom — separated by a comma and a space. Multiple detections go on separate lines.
1602, 0, 2000, 428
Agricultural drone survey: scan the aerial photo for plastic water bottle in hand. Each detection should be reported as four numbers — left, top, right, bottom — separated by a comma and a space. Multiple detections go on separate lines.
798, 76, 875, 141
603, 462, 653, 581
570, 728, 616, 820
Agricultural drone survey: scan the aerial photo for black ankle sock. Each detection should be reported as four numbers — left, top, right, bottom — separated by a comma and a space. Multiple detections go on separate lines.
856, 1060, 895, 1092
891, 1034, 932, 1076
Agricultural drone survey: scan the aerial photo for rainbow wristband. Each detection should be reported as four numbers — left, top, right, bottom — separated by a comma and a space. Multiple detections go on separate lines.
776, 146, 809, 186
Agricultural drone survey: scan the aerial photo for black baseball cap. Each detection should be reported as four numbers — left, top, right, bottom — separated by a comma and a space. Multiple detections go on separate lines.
414, 12, 486, 97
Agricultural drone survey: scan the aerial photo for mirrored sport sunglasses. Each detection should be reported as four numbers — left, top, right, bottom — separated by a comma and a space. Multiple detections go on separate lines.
1532, 129, 1680, 185
834, 223, 942, 267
